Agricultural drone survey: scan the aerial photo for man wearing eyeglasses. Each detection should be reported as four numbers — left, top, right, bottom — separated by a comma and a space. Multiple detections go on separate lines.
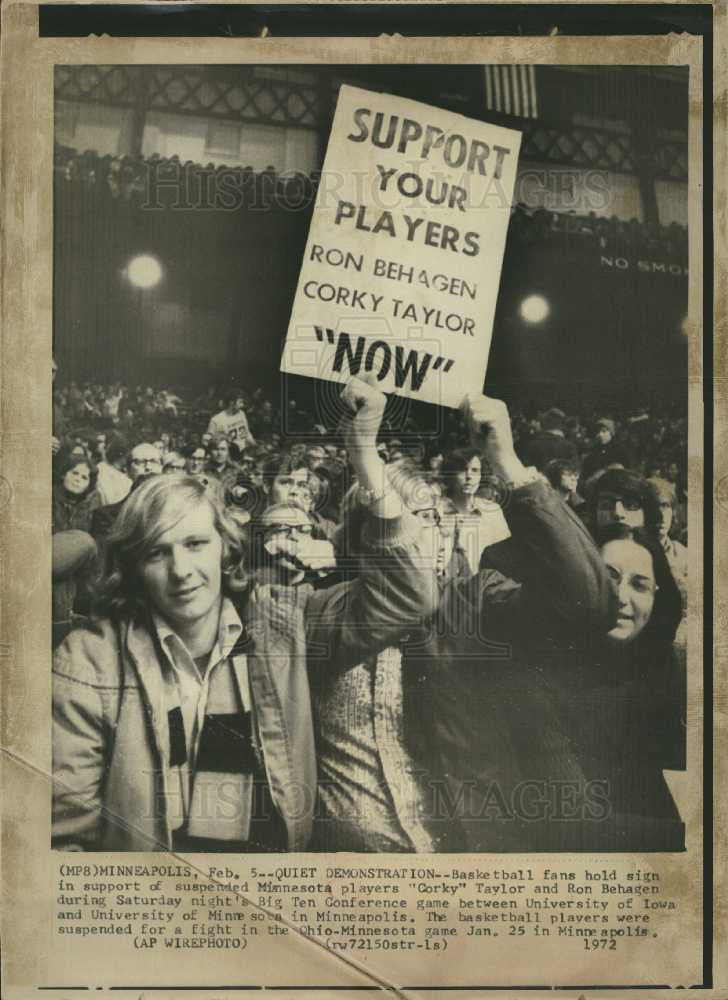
128, 442, 163, 478
90, 442, 164, 558
186, 444, 223, 501
255, 503, 337, 587
590, 468, 660, 535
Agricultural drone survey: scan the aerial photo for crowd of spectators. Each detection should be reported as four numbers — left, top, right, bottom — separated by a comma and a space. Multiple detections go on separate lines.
50, 365, 689, 855
52, 373, 688, 640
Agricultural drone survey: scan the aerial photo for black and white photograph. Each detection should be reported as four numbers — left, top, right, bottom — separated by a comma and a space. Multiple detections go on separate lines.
50, 61, 690, 856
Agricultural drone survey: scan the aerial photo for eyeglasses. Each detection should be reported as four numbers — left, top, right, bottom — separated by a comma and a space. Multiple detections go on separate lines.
263, 522, 314, 540
605, 564, 657, 595
412, 507, 441, 526
131, 456, 162, 469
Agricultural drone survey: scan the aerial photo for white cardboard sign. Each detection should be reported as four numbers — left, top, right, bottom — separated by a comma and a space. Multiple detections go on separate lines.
281, 85, 522, 408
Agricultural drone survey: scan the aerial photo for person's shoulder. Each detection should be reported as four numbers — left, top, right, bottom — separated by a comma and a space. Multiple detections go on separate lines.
53, 618, 122, 687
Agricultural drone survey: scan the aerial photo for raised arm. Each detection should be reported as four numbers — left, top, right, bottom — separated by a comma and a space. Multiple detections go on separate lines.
304, 377, 438, 671
461, 395, 616, 639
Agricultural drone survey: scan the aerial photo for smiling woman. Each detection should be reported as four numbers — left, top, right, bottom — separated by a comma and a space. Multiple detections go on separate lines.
544, 522, 685, 851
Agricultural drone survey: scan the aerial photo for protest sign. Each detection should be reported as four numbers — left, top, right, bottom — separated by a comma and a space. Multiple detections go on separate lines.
281, 85, 522, 408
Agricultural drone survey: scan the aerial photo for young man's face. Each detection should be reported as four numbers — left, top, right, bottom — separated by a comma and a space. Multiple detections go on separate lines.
271, 468, 312, 509
597, 427, 613, 446
456, 457, 482, 496
139, 502, 223, 634
187, 448, 206, 475
212, 440, 229, 465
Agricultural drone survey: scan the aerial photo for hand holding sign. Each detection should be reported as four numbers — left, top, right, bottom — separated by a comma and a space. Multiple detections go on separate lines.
340, 375, 401, 513
463, 394, 528, 487
340, 374, 387, 453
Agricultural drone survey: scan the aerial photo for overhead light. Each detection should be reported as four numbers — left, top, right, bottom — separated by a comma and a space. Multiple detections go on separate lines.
127, 254, 163, 289
519, 294, 550, 324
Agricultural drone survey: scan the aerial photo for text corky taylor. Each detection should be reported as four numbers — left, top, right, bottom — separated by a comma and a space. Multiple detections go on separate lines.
332, 108, 514, 257
281, 86, 521, 409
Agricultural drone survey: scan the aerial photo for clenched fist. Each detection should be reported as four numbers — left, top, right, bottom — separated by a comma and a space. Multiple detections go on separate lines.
461, 394, 528, 485
340, 375, 387, 455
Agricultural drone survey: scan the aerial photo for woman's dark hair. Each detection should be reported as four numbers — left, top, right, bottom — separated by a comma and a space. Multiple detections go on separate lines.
595, 522, 682, 644
53, 446, 98, 497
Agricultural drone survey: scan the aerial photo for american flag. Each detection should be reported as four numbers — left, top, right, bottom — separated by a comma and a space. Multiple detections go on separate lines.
484, 65, 539, 118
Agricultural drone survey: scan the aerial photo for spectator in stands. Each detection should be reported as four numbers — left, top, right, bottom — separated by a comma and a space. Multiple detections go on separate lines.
125, 442, 162, 478
94, 433, 132, 506
163, 452, 187, 474
587, 468, 661, 537
207, 391, 255, 449
545, 458, 585, 513
91, 442, 163, 557
581, 417, 632, 483
648, 476, 688, 616
53, 449, 101, 534
185, 443, 222, 500
205, 435, 241, 493
305, 444, 327, 472
51, 377, 437, 852
262, 452, 315, 509
251, 502, 337, 588
439, 447, 511, 575
52, 448, 101, 646
521, 407, 579, 472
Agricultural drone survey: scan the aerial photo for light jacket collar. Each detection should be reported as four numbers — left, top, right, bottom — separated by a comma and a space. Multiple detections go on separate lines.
151, 598, 243, 664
